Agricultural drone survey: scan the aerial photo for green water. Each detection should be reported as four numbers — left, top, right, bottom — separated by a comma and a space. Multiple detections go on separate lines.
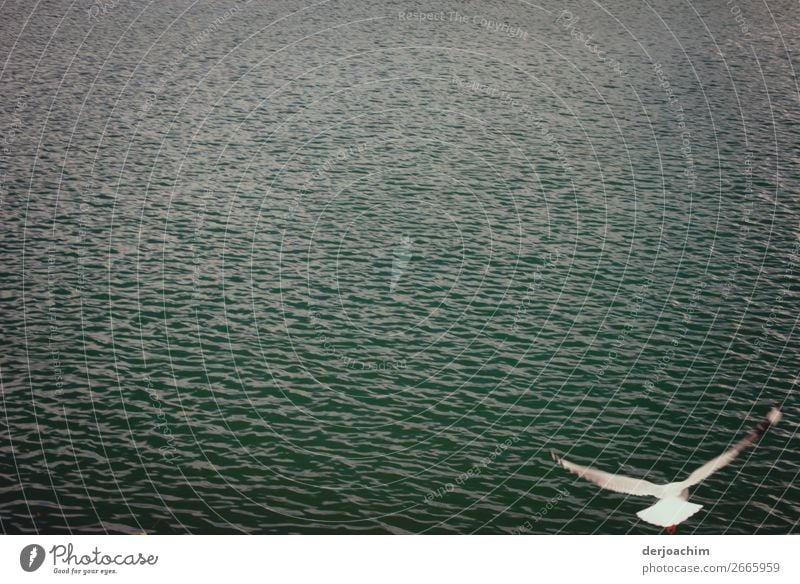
1, 0, 798, 534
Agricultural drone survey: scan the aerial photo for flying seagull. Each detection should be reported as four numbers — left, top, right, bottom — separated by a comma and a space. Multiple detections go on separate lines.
551, 407, 782, 533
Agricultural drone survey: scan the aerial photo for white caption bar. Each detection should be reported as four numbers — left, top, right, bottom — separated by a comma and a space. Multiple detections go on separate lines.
1, 535, 797, 583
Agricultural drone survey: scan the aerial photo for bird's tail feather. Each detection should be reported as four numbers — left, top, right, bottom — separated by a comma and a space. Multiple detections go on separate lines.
636, 497, 703, 528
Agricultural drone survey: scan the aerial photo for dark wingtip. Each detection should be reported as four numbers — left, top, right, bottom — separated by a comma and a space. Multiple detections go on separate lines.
749, 407, 781, 443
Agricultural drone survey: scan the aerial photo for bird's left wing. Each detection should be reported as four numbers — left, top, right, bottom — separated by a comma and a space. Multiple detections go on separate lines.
679, 407, 782, 488
551, 451, 666, 498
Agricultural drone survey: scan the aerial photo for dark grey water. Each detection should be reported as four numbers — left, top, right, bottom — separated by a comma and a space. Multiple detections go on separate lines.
1, 0, 798, 534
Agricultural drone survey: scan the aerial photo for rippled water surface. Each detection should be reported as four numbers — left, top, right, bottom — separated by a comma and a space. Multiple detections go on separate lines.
1, 0, 799, 534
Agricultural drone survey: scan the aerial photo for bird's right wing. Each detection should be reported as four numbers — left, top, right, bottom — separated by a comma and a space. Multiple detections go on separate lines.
680, 407, 782, 488
551, 451, 666, 498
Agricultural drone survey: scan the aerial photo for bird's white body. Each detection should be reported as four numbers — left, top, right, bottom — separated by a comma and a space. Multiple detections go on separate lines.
552, 407, 781, 530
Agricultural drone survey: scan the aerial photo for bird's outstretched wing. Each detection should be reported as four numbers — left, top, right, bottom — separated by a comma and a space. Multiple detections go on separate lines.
550, 451, 666, 498
679, 407, 782, 488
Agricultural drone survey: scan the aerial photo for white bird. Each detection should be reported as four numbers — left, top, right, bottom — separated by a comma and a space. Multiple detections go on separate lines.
551, 407, 782, 533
